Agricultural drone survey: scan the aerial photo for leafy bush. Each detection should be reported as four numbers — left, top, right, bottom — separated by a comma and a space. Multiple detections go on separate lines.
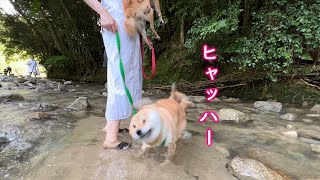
44, 55, 72, 74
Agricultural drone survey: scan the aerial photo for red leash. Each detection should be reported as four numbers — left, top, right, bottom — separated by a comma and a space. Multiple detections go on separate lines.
140, 35, 156, 80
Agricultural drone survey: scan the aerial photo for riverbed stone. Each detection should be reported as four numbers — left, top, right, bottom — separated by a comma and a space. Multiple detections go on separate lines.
68, 89, 77, 92
33, 103, 58, 112
58, 83, 67, 91
0, 75, 13, 82
254, 101, 282, 112
218, 109, 251, 123
306, 114, 320, 118
64, 81, 72, 85
310, 104, 320, 114
228, 156, 288, 180
35, 85, 50, 92
281, 131, 298, 138
13, 77, 26, 83
310, 144, 320, 154
280, 113, 297, 121
67, 97, 90, 111
223, 97, 240, 103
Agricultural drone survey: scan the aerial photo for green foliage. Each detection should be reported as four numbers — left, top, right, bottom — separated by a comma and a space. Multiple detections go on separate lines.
44, 55, 71, 76
229, 0, 320, 77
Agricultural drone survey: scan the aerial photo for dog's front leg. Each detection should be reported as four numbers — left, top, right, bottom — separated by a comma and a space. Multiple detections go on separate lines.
139, 27, 153, 49
166, 142, 176, 161
139, 142, 150, 157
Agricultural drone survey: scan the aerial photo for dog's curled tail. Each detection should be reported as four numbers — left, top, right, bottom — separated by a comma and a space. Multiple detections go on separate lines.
124, 17, 137, 37
170, 82, 192, 110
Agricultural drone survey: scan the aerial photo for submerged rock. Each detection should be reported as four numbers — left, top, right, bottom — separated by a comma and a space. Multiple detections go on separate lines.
33, 103, 58, 112
306, 114, 320, 118
218, 109, 251, 123
58, 83, 67, 92
34, 85, 50, 92
228, 157, 289, 180
280, 113, 297, 121
67, 97, 90, 111
310, 104, 320, 114
281, 131, 298, 138
254, 101, 282, 112
0, 94, 25, 102
302, 119, 313, 123
310, 144, 320, 154
286, 124, 294, 129
68, 89, 77, 92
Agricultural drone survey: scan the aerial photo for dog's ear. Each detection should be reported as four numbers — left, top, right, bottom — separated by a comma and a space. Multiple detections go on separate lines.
134, 97, 153, 110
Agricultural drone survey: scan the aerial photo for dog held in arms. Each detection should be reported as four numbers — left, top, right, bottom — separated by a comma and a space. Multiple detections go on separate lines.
122, 0, 164, 49
129, 83, 192, 161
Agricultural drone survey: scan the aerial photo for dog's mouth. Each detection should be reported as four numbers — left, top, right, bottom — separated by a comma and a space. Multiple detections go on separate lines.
140, 129, 152, 139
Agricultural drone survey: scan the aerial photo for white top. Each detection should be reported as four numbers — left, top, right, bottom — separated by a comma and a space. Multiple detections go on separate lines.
27, 59, 37, 73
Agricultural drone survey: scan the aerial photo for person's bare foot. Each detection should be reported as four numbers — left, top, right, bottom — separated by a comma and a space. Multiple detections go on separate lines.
102, 140, 131, 150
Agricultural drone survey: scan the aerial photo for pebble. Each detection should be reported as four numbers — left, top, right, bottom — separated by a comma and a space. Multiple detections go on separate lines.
280, 113, 297, 121
286, 124, 293, 129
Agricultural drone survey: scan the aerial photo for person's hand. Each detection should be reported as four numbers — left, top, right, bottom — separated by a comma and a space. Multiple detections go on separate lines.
99, 10, 118, 33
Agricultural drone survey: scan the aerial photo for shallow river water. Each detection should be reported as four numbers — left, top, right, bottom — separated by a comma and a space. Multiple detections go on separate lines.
0, 80, 319, 180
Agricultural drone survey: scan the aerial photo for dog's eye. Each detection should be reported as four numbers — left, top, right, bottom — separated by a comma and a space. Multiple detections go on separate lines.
143, 119, 146, 123
133, 125, 136, 128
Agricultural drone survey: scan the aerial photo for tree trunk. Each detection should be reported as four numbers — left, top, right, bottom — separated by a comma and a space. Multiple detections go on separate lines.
180, 17, 185, 49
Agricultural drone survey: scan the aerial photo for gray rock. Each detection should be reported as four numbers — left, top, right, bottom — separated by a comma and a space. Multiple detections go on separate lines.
280, 113, 297, 121
35, 85, 50, 92
58, 83, 67, 92
218, 109, 251, 123
281, 131, 298, 138
181, 130, 192, 140
68, 89, 77, 92
13, 77, 26, 83
64, 81, 72, 85
310, 144, 320, 153
0, 94, 25, 102
254, 101, 282, 112
0, 75, 13, 82
67, 97, 90, 111
228, 157, 288, 180
310, 104, 320, 114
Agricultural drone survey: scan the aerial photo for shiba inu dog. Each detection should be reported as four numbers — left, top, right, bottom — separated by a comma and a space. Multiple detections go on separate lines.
129, 83, 192, 160
123, 0, 164, 49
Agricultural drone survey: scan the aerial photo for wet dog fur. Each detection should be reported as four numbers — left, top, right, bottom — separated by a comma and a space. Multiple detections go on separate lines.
129, 83, 192, 161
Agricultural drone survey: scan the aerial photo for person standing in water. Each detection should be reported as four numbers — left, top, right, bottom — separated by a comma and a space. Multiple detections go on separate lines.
83, 0, 143, 150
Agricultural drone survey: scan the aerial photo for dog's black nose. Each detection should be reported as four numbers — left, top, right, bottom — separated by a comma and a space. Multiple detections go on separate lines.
137, 130, 142, 136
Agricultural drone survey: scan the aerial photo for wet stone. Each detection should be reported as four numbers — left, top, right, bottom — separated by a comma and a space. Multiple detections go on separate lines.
280, 113, 297, 121
281, 131, 298, 138
228, 156, 289, 180
310, 104, 320, 114
310, 144, 320, 154
67, 97, 90, 111
0, 94, 25, 102
218, 109, 252, 123
254, 101, 282, 112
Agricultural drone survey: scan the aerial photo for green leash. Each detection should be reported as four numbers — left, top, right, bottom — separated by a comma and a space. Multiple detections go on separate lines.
115, 31, 137, 115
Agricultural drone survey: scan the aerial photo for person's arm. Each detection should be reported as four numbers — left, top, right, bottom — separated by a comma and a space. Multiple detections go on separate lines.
83, 0, 118, 32
26, 60, 31, 65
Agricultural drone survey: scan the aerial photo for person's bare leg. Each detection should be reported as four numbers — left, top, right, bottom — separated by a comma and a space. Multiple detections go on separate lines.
103, 120, 121, 148
29, 72, 32, 77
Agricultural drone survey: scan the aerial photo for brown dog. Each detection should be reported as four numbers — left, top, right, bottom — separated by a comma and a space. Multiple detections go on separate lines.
129, 83, 192, 160
122, 0, 164, 49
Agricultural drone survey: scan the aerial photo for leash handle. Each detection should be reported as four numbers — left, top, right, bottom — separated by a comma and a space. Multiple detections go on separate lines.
140, 35, 156, 80
116, 32, 137, 115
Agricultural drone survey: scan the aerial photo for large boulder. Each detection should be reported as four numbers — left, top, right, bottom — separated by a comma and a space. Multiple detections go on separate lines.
67, 97, 90, 111
254, 101, 282, 112
218, 109, 252, 123
228, 157, 289, 180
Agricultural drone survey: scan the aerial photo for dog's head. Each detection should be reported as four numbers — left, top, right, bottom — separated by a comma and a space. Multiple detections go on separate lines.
129, 107, 162, 143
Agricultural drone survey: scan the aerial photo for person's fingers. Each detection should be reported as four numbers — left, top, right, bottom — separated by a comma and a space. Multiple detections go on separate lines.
114, 22, 118, 32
